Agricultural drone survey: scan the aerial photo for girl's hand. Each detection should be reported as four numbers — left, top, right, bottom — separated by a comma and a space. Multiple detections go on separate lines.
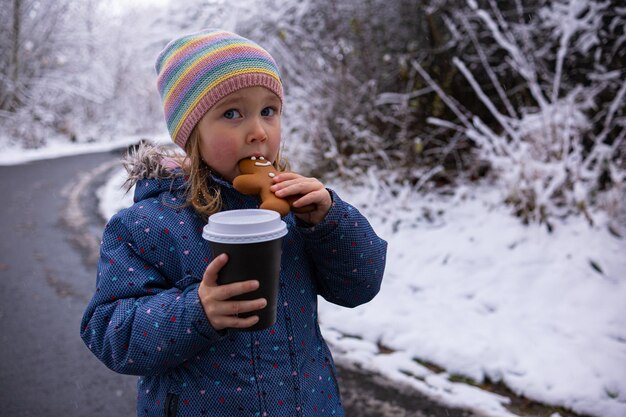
270, 173, 332, 225
198, 254, 267, 331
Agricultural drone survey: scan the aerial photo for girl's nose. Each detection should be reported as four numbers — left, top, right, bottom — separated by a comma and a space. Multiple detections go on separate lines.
246, 117, 267, 143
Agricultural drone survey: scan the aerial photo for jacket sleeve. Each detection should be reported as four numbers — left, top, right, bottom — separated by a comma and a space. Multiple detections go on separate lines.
296, 190, 387, 307
80, 210, 223, 376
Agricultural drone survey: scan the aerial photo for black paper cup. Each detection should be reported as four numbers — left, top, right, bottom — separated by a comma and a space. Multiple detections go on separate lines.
202, 209, 287, 331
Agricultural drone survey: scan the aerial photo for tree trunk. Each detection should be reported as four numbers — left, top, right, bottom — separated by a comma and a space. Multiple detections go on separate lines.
9, 0, 21, 111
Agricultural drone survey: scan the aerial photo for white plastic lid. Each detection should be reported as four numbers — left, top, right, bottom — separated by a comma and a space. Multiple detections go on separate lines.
202, 209, 288, 244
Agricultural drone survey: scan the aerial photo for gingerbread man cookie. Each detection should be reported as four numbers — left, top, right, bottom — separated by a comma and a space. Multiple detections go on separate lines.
233, 156, 315, 216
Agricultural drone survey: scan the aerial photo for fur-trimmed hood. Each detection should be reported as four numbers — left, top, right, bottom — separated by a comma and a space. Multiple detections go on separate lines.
119, 141, 190, 204
120, 141, 240, 207
121, 142, 184, 191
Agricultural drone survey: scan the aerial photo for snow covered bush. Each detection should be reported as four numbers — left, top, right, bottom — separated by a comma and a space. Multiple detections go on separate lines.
412, 0, 626, 227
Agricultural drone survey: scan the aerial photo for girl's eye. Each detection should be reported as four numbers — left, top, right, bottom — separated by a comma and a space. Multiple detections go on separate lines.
224, 109, 242, 119
261, 107, 276, 117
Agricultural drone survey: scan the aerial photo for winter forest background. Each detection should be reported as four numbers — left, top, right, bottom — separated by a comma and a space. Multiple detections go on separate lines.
2, 0, 624, 229
1, 0, 625, 416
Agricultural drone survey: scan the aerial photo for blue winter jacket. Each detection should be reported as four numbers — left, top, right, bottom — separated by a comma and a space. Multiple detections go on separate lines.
81, 147, 387, 417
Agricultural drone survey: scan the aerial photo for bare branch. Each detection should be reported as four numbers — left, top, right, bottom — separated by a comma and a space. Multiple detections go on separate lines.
468, 0, 550, 109
597, 78, 626, 144
453, 57, 520, 145
411, 59, 472, 129
459, 14, 518, 119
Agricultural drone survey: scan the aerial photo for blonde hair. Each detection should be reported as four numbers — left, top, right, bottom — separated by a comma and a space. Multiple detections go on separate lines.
182, 126, 289, 221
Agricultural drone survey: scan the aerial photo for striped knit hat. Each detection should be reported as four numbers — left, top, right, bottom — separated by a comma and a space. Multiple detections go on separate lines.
155, 29, 284, 149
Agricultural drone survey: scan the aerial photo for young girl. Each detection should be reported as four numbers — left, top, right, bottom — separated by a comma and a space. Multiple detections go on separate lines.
81, 29, 387, 417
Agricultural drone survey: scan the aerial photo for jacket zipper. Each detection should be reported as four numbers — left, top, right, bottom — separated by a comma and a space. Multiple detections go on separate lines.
164, 393, 179, 417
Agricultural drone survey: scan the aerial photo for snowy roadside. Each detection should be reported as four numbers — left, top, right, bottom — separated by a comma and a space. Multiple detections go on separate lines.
322, 182, 626, 417
97, 156, 626, 417
0, 133, 171, 166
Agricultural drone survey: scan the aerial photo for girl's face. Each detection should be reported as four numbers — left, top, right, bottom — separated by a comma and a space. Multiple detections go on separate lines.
196, 86, 282, 182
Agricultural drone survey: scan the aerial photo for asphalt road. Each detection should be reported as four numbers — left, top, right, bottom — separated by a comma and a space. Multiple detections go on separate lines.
0, 149, 473, 417
0, 150, 136, 417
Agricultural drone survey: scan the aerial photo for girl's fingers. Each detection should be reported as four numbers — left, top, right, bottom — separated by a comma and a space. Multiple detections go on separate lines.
209, 280, 260, 301
209, 298, 267, 317
292, 188, 325, 205
272, 172, 302, 183
207, 297, 266, 330
201, 253, 228, 287
199, 255, 267, 330
201, 254, 261, 300
199, 282, 264, 330
270, 173, 312, 189
212, 314, 260, 330
272, 178, 321, 197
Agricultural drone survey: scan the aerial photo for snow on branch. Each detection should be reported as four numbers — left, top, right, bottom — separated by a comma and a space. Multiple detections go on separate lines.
458, 13, 518, 119
542, 0, 605, 103
411, 60, 472, 129
596, 78, 626, 145
468, 0, 549, 110
452, 56, 520, 146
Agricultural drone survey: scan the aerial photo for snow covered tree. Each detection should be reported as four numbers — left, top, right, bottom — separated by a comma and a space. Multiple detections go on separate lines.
0, 0, 76, 146
0, 0, 170, 147
0, 0, 122, 146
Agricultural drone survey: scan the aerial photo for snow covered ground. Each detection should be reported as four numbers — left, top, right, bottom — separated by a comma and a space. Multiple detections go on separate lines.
3, 142, 624, 417
321, 182, 626, 417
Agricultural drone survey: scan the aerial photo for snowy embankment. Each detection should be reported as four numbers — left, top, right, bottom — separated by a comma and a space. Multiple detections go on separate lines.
0, 134, 171, 166
96, 159, 626, 417
323, 181, 626, 417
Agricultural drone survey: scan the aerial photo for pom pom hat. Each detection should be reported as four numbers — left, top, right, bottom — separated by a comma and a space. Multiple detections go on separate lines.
155, 29, 284, 149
